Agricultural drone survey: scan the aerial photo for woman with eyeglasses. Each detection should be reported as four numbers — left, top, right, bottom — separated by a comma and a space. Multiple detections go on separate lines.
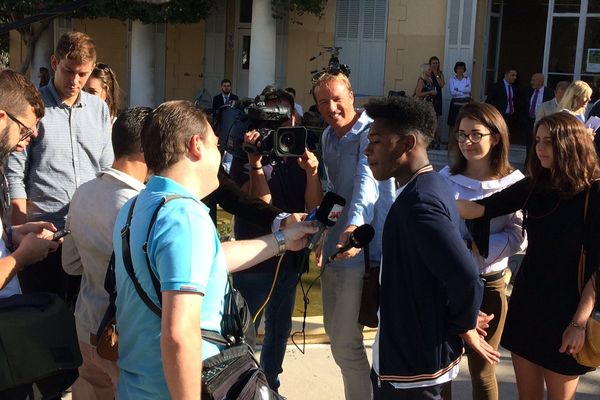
84, 63, 121, 121
440, 102, 526, 400
457, 112, 600, 399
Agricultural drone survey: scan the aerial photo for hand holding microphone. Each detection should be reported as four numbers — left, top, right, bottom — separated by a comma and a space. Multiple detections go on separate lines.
305, 192, 346, 250
326, 224, 375, 265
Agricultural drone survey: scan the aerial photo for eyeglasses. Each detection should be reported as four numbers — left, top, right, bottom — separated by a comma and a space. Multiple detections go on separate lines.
456, 132, 492, 143
6, 112, 35, 142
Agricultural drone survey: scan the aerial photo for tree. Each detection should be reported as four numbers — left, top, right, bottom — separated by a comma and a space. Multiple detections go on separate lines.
0, 0, 326, 73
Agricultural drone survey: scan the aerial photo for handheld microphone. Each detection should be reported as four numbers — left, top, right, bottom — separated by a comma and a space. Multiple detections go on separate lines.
325, 224, 375, 264
307, 191, 346, 250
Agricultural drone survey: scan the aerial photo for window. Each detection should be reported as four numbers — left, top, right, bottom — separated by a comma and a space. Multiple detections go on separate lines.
335, 0, 388, 96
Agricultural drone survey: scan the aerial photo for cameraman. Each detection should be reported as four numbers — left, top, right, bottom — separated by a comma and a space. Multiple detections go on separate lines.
229, 87, 322, 393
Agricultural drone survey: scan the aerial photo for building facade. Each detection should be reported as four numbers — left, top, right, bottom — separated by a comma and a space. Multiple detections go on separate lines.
9, 0, 600, 139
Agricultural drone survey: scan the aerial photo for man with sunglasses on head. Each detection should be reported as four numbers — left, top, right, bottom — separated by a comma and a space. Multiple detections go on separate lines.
0, 69, 60, 298
6, 32, 113, 303
312, 72, 395, 400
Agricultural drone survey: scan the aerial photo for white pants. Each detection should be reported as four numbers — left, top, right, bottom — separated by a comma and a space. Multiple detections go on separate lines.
321, 265, 372, 400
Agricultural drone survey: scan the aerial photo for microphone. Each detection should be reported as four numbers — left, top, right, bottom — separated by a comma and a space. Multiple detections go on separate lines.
306, 191, 346, 250
325, 224, 375, 264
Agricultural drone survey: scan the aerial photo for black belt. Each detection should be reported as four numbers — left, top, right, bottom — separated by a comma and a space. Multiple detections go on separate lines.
480, 269, 506, 284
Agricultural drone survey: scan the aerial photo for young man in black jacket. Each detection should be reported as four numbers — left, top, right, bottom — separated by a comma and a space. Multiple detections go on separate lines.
363, 96, 500, 399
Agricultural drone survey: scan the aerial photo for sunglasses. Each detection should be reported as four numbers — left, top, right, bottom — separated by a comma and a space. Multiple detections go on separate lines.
6, 112, 35, 142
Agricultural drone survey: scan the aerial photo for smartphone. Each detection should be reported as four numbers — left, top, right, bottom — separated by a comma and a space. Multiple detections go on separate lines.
52, 229, 71, 241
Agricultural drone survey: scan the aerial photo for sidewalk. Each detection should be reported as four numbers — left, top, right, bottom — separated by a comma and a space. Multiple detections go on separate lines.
260, 315, 600, 400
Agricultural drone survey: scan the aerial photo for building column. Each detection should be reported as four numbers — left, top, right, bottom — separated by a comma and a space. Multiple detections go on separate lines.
128, 20, 165, 107
248, 0, 276, 97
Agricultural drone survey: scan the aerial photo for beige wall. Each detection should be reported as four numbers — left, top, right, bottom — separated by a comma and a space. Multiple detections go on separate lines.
73, 18, 129, 106
286, 0, 448, 108
286, 1, 336, 109
225, 0, 236, 82
385, 0, 447, 98
9, 31, 26, 72
165, 22, 205, 101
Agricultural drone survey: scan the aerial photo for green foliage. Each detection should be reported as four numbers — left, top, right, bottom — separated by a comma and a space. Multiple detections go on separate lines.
76, 0, 217, 24
272, 0, 327, 21
0, 0, 326, 25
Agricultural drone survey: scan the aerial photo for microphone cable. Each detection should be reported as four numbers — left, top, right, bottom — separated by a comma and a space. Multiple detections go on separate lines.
291, 244, 330, 354
252, 253, 285, 323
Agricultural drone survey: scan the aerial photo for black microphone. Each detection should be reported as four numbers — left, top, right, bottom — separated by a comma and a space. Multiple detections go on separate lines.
325, 224, 375, 264
306, 191, 346, 250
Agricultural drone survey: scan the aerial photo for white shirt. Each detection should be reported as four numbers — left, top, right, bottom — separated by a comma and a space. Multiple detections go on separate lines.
0, 220, 21, 298
503, 80, 514, 114
449, 75, 471, 99
439, 167, 527, 274
62, 168, 145, 344
529, 87, 545, 117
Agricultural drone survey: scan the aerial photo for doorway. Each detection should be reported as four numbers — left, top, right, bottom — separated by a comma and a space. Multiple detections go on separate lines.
234, 28, 251, 99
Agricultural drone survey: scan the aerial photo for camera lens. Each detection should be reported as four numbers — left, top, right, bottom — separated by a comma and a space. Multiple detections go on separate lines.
278, 133, 295, 152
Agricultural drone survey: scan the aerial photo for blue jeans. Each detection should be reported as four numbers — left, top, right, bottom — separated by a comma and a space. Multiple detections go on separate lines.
232, 263, 299, 391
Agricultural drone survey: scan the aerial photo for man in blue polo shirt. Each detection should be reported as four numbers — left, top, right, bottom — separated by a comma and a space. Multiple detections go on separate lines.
113, 100, 317, 399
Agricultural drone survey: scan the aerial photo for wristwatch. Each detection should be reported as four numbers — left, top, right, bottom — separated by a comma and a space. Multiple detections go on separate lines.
273, 231, 286, 256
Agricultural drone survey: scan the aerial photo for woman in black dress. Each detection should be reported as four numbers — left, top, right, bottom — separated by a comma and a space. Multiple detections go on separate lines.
458, 112, 600, 399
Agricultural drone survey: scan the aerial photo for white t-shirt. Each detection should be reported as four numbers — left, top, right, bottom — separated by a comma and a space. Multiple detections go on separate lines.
0, 220, 21, 298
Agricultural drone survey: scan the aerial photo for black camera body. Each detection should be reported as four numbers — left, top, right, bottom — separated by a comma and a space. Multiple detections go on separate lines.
227, 99, 307, 159
242, 126, 308, 158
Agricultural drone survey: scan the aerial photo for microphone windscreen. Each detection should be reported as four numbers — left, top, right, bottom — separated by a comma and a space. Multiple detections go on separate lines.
351, 224, 375, 248
315, 192, 346, 227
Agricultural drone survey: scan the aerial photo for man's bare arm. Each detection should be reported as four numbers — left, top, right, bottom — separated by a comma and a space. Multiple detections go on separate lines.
161, 291, 203, 400
11, 198, 27, 226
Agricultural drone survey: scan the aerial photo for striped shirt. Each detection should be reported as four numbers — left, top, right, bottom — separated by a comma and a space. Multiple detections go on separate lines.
6, 80, 113, 228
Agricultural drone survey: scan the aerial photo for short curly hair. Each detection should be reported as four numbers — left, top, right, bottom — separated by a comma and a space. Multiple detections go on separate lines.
363, 96, 437, 146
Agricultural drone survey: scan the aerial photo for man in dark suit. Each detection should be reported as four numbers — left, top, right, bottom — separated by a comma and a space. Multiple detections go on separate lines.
521, 73, 553, 160
212, 79, 239, 119
485, 68, 518, 140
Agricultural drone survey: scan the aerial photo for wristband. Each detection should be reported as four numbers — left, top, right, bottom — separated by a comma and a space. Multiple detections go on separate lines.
273, 230, 286, 256
251, 165, 263, 171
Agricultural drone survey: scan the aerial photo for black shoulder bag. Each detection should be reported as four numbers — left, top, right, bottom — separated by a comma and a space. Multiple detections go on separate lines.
120, 195, 280, 399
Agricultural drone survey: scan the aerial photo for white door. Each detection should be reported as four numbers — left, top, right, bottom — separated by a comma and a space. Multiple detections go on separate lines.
204, 2, 226, 99
442, 0, 478, 140
234, 28, 251, 99
334, 0, 388, 97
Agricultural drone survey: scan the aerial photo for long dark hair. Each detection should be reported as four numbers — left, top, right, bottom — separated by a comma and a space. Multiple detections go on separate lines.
450, 102, 513, 178
90, 63, 121, 119
529, 112, 600, 197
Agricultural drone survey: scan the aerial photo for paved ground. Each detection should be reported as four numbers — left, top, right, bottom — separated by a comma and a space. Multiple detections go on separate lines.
269, 341, 600, 400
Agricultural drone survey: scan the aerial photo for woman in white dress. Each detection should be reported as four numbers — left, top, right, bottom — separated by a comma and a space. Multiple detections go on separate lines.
440, 102, 527, 400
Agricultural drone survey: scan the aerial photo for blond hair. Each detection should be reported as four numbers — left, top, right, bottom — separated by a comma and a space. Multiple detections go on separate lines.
311, 72, 353, 103
557, 80, 592, 112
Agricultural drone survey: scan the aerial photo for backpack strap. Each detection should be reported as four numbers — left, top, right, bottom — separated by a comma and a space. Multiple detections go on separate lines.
141, 195, 194, 307
120, 196, 163, 317
96, 252, 117, 338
